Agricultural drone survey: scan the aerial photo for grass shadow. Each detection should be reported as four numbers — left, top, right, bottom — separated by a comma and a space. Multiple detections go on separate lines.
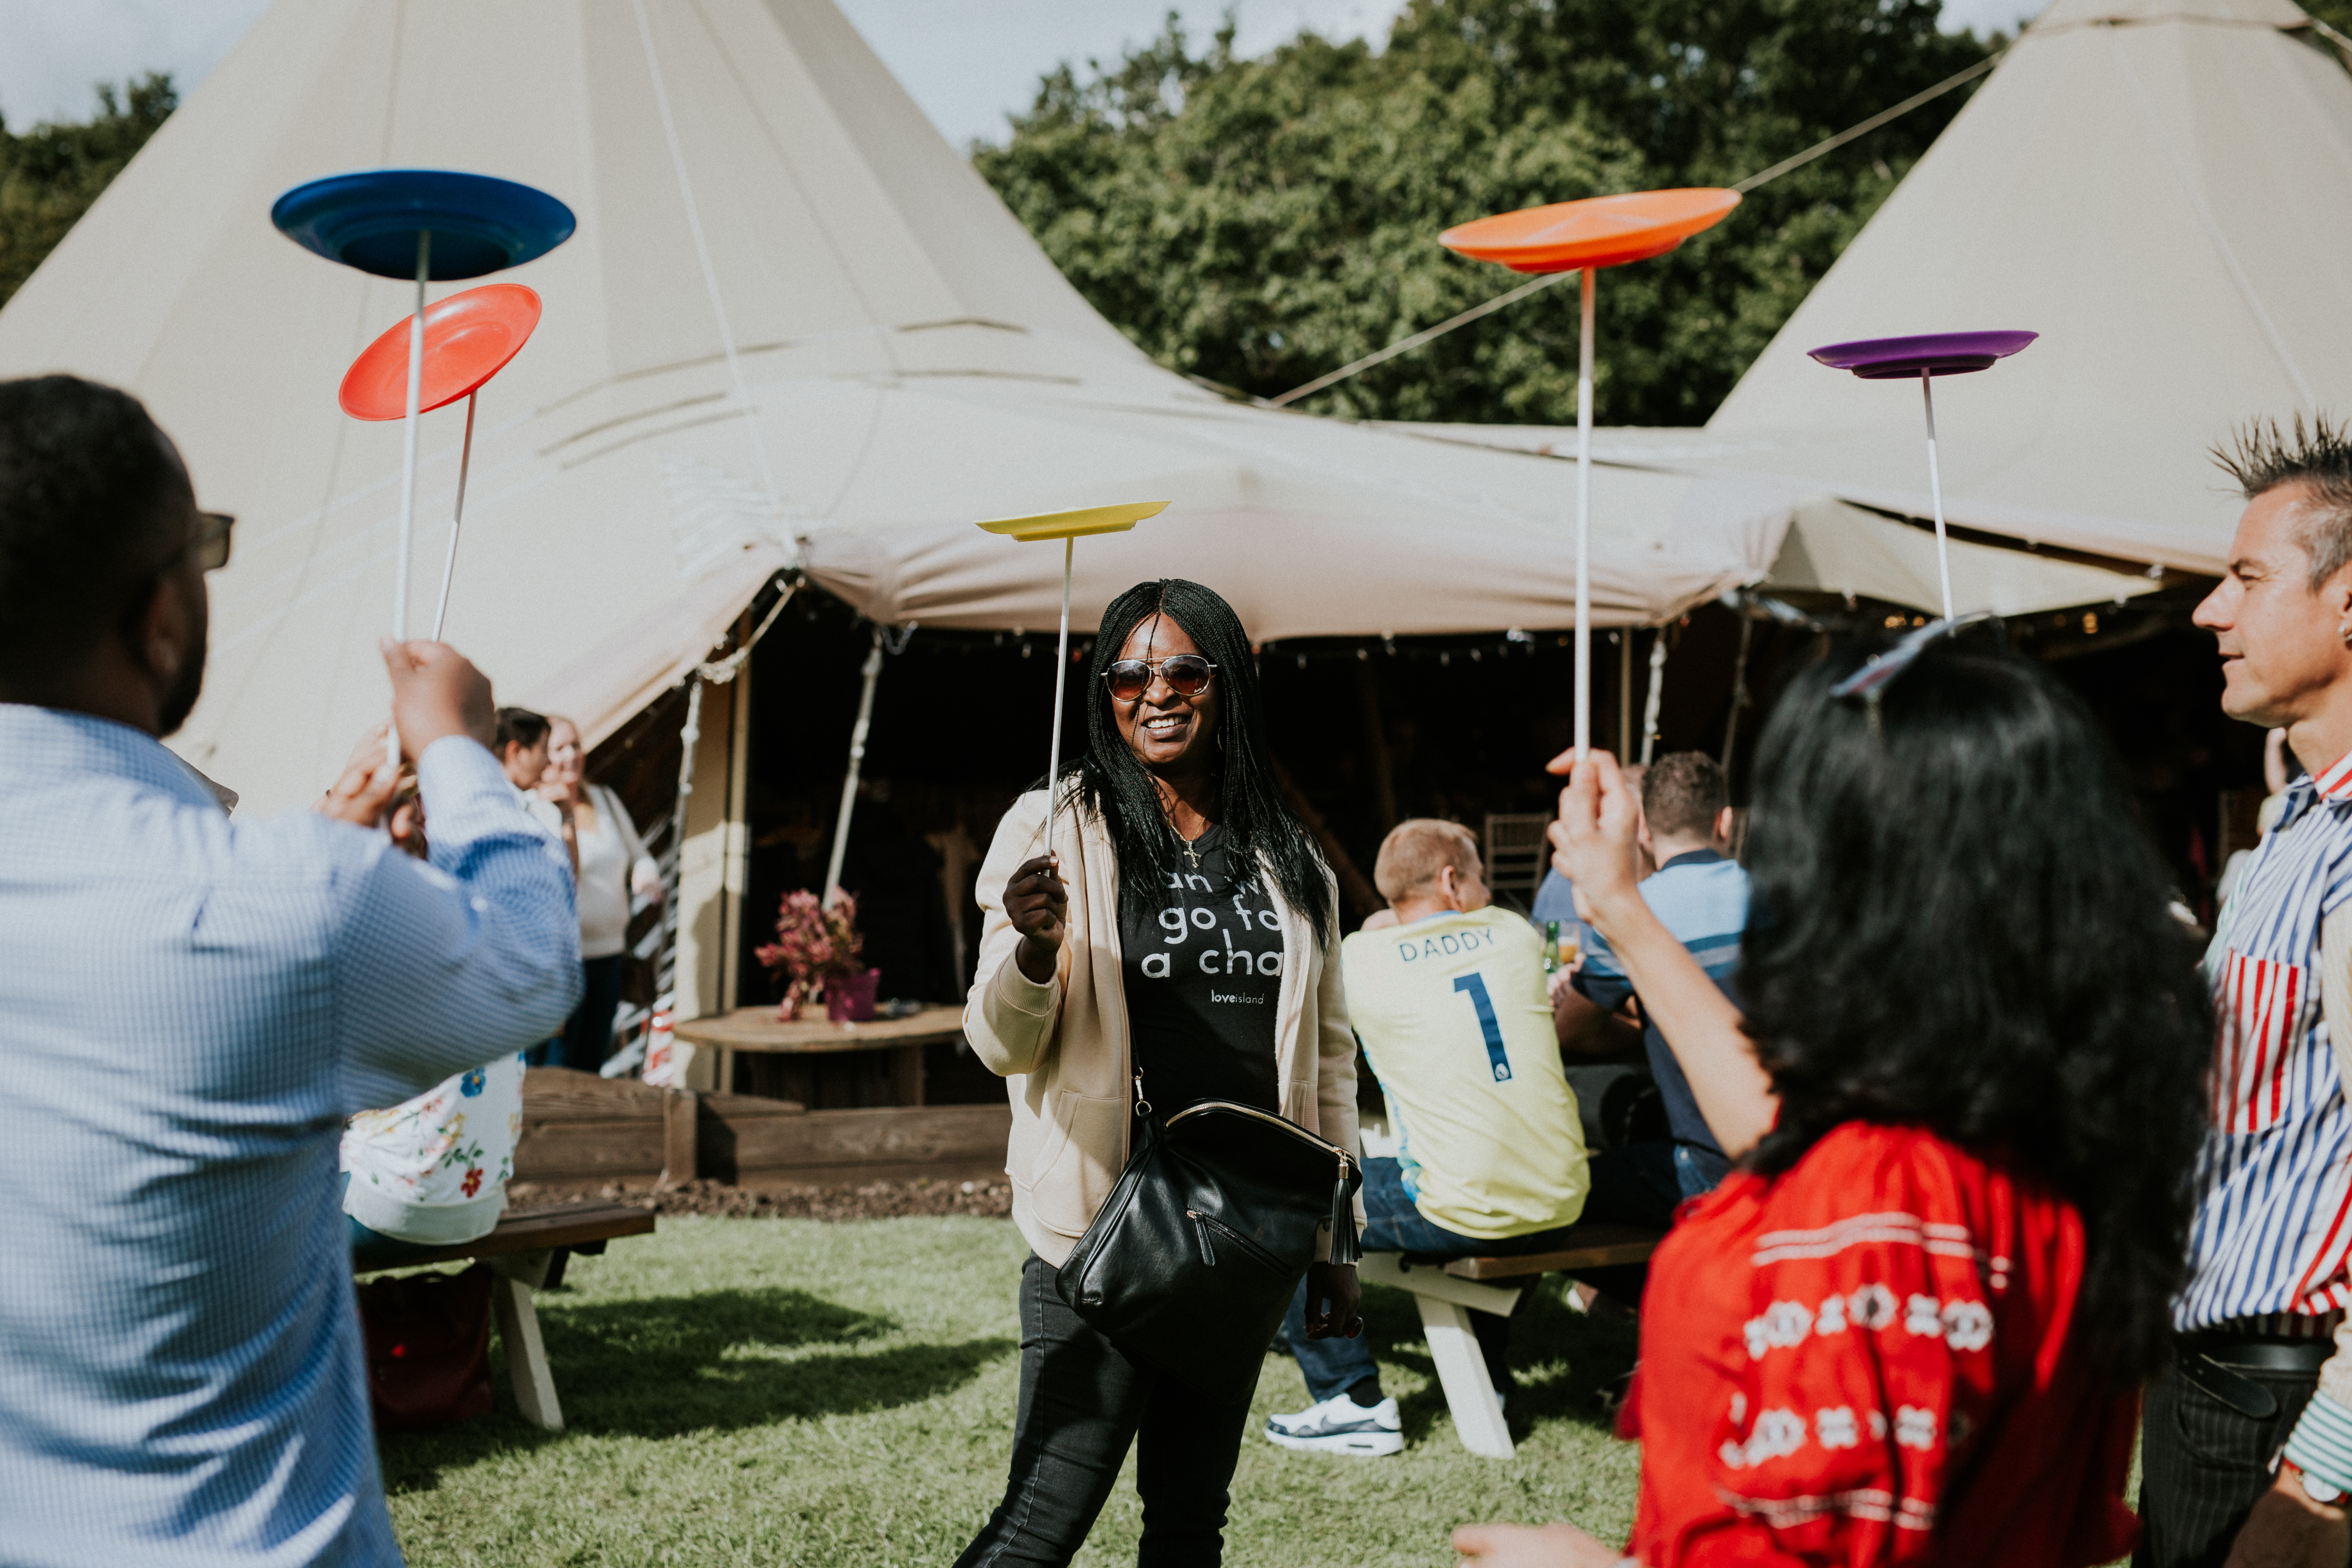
1356, 1279, 1639, 1446
380, 1284, 1017, 1490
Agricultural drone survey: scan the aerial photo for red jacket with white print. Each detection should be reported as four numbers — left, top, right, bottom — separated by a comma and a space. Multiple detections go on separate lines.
1623, 1122, 2138, 1567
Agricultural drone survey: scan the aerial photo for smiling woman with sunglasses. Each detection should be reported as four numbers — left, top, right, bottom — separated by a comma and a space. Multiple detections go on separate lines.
954, 578, 1360, 1568
1455, 633, 2210, 1568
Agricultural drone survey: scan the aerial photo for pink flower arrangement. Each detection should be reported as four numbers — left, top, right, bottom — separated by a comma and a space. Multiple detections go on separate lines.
755, 889, 866, 1015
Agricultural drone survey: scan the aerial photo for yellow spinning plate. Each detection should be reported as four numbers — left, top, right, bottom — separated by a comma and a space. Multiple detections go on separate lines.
976, 499, 1170, 851
975, 499, 1169, 540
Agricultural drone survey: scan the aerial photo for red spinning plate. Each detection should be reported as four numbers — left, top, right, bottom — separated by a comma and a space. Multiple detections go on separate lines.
339, 283, 542, 420
1439, 188, 1740, 274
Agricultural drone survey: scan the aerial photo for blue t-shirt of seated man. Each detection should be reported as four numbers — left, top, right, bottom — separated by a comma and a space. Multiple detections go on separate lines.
1528, 868, 1578, 934
1572, 848, 1750, 1198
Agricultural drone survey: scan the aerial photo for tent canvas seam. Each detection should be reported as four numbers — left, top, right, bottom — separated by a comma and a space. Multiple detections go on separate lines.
2107, 24, 2316, 407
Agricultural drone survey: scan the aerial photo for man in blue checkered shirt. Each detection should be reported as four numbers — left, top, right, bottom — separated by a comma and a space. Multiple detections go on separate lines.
0, 375, 581, 1565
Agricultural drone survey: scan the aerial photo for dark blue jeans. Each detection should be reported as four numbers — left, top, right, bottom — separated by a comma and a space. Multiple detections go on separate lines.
340, 1172, 448, 1272
1286, 1145, 1683, 1403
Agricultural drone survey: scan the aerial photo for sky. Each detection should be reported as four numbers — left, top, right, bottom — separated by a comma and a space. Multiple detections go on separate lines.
1, 0, 2049, 147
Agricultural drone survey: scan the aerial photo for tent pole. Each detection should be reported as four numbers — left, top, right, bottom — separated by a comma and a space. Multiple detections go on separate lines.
1921, 368, 1954, 622
646, 674, 705, 1058
823, 627, 887, 909
661, 679, 704, 983
428, 390, 477, 642
1639, 628, 1668, 766
1573, 266, 1595, 762
1617, 630, 1632, 760
1721, 604, 1755, 774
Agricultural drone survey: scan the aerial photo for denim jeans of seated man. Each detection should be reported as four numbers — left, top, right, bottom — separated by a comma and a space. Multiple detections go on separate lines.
1284, 1149, 1681, 1404
340, 1171, 456, 1272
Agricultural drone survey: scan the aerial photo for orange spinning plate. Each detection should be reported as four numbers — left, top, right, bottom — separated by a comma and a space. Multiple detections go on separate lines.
339, 283, 542, 420
1439, 188, 1740, 274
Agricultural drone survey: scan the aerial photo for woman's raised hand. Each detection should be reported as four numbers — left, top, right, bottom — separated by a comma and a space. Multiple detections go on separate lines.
1006, 854, 1068, 984
1544, 748, 1644, 928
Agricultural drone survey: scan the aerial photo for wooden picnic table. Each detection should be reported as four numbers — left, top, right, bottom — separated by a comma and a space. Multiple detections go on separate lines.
354, 1199, 656, 1431
672, 1004, 968, 1107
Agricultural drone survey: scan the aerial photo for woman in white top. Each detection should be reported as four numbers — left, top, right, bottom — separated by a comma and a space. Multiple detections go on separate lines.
540, 716, 661, 1072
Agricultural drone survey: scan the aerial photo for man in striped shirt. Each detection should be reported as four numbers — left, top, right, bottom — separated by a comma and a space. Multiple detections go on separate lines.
2151, 420, 2352, 1567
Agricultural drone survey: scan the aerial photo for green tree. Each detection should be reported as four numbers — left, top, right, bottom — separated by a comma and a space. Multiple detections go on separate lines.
0, 74, 177, 309
975, 2, 1992, 426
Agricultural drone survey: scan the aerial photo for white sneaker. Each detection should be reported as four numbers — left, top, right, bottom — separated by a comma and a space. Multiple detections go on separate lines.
1263, 1393, 1404, 1456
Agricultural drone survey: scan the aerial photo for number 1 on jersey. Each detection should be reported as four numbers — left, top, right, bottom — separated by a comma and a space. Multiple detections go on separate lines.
1452, 972, 1513, 1082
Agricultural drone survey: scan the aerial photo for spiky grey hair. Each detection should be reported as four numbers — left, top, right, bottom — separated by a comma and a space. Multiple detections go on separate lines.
2214, 414, 2352, 589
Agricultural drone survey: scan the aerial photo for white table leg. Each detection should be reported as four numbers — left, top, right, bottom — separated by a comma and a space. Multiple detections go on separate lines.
1356, 1253, 1526, 1459
487, 1250, 564, 1431
1417, 1293, 1514, 1459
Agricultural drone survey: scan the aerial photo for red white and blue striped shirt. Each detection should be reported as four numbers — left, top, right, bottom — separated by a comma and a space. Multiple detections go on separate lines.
2182, 750, 2352, 1330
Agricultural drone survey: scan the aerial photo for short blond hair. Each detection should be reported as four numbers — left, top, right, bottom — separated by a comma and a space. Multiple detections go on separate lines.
1374, 818, 1480, 904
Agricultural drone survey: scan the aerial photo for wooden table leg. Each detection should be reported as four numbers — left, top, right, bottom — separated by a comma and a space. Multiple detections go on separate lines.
1417, 1292, 1514, 1459
1358, 1253, 1522, 1459
892, 1043, 924, 1106
488, 1250, 565, 1431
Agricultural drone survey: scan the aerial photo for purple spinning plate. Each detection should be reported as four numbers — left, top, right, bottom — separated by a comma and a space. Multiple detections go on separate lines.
1808, 330, 2037, 380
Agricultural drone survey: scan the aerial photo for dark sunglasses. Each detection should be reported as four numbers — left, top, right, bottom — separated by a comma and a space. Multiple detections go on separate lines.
1101, 654, 1216, 701
192, 511, 235, 573
1832, 610, 1996, 702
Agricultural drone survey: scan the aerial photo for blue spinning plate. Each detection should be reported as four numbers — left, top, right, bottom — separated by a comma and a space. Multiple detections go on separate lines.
272, 170, 575, 280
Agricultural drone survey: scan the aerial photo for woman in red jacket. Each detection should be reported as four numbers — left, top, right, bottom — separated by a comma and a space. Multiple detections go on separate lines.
1455, 627, 2210, 1566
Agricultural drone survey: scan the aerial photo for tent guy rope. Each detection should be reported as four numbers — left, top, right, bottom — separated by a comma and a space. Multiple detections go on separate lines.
632, 0, 785, 510
1266, 52, 2003, 410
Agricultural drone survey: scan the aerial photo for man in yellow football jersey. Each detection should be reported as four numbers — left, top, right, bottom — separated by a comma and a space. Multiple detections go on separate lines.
1267, 819, 1657, 1457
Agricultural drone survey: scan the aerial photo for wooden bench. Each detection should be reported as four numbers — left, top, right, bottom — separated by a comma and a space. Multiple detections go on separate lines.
1357, 1223, 1664, 1458
355, 1198, 655, 1432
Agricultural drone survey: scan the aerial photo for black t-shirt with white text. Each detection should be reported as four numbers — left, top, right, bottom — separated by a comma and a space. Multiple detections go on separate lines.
1119, 824, 1284, 1115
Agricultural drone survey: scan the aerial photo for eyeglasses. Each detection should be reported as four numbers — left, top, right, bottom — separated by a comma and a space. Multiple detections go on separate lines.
192, 512, 235, 573
1831, 611, 1995, 701
141, 511, 234, 598
1101, 654, 1216, 702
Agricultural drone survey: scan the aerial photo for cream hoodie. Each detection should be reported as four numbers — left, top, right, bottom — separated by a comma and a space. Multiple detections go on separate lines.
964, 786, 1361, 1266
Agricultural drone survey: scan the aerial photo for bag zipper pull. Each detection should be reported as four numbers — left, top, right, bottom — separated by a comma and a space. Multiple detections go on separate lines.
1133, 1069, 1152, 1119
1185, 1209, 1216, 1266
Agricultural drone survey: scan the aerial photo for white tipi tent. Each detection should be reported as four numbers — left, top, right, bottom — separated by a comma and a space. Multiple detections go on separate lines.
0, 0, 1794, 824
1668, 0, 2352, 571
1382, 423, 2162, 616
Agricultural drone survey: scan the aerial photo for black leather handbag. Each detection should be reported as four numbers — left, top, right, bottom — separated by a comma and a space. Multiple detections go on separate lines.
1055, 1075, 1361, 1403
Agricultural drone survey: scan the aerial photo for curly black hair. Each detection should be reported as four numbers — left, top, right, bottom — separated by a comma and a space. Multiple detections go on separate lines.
1740, 635, 2209, 1385
1068, 579, 1334, 938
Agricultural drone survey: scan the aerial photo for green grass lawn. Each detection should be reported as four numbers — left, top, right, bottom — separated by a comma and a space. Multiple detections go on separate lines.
381, 1214, 1643, 1567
